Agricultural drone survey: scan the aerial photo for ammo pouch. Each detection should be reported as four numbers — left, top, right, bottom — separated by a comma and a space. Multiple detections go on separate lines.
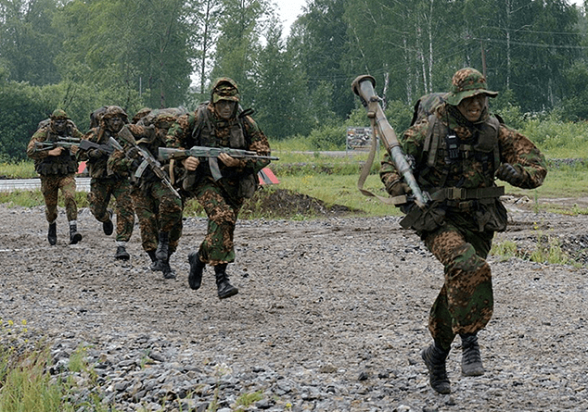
238, 173, 258, 199
400, 201, 446, 232
474, 198, 508, 232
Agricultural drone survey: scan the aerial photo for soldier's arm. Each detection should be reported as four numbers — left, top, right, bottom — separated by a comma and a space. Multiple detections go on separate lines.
498, 124, 547, 189
166, 112, 196, 149
380, 121, 427, 195
241, 116, 271, 173
26, 129, 50, 160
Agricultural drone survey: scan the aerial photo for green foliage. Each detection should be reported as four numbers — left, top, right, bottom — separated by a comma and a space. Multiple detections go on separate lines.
308, 124, 347, 150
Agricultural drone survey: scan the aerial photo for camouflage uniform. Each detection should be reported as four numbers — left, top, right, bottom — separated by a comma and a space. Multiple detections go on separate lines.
79, 106, 135, 260
26, 109, 84, 245
380, 68, 547, 394
108, 108, 184, 278
166, 78, 272, 298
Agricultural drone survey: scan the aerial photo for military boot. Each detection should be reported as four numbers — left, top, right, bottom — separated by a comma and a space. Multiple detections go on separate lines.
115, 243, 130, 260
69, 221, 82, 244
147, 250, 159, 271
421, 342, 451, 394
160, 251, 176, 279
155, 231, 169, 262
214, 264, 238, 299
47, 222, 57, 245
103, 210, 114, 236
188, 252, 205, 290
460, 333, 485, 376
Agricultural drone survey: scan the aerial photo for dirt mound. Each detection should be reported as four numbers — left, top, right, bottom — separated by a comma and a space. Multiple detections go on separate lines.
241, 187, 362, 219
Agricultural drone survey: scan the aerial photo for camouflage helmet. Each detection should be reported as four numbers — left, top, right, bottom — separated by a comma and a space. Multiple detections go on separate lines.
50, 109, 68, 120
445, 68, 498, 106
101, 105, 128, 122
211, 77, 240, 103
132, 107, 152, 124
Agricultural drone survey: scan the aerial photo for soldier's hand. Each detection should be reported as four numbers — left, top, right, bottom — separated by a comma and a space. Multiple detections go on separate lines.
183, 156, 200, 171
496, 163, 524, 186
47, 147, 64, 156
218, 152, 240, 167
386, 180, 412, 198
88, 149, 104, 159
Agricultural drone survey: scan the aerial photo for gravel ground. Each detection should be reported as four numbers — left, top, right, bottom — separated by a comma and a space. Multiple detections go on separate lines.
0, 201, 587, 412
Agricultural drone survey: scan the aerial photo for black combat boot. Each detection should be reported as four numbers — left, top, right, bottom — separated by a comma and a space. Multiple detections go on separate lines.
115, 244, 130, 260
147, 250, 159, 271
460, 333, 485, 376
160, 251, 176, 279
214, 264, 238, 299
155, 231, 169, 262
103, 216, 114, 236
188, 252, 206, 290
48, 222, 57, 245
69, 222, 82, 244
421, 342, 451, 394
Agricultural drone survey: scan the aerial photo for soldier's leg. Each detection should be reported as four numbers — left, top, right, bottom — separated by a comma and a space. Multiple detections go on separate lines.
194, 184, 240, 298
154, 183, 183, 279
88, 178, 113, 237
112, 180, 135, 260
59, 175, 82, 244
131, 189, 158, 265
41, 176, 59, 245
424, 225, 493, 384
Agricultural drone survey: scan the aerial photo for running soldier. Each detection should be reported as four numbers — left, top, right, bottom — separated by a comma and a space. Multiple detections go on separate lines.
78, 105, 135, 260
380, 68, 547, 394
26, 109, 84, 245
166, 78, 272, 299
107, 108, 184, 279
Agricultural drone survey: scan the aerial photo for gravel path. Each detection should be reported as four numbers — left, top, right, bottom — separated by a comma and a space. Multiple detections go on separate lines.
0, 203, 587, 411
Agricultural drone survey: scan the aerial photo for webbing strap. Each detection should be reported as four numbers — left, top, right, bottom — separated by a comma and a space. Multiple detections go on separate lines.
429, 186, 504, 201
356, 117, 406, 205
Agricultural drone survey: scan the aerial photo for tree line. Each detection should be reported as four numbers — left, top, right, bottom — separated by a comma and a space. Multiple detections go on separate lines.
2, 0, 588, 161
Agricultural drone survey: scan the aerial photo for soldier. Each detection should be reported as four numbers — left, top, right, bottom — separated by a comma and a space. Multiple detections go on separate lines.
107, 108, 184, 279
26, 109, 84, 245
380, 68, 547, 394
78, 106, 135, 260
166, 78, 272, 299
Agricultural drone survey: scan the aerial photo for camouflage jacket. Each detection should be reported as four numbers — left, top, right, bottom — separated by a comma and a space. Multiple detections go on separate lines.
380, 103, 547, 232
26, 122, 83, 176
165, 102, 271, 180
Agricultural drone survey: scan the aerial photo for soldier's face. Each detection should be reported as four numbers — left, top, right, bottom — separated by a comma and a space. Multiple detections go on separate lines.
52, 119, 67, 134
457, 94, 487, 122
215, 100, 237, 120
105, 116, 124, 133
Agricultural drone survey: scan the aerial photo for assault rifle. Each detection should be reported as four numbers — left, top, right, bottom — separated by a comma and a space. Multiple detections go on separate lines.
351, 75, 429, 208
116, 126, 180, 199
158, 146, 278, 181
34, 137, 81, 152
78, 139, 116, 155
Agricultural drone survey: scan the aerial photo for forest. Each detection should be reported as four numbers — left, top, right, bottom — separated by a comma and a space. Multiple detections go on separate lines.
2, 0, 588, 161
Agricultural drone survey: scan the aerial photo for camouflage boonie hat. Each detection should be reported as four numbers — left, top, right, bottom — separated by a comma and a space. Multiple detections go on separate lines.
50, 109, 68, 120
211, 77, 240, 103
132, 107, 152, 124
102, 105, 128, 121
445, 68, 498, 106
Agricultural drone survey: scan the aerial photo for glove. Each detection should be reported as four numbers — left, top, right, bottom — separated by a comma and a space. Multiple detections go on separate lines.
127, 146, 141, 159
496, 163, 524, 186
88, 149, 104, 159
386, 179, 412, 198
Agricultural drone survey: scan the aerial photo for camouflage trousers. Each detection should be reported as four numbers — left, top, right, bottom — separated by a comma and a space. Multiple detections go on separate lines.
88, 176, 135, 242
192, 180, 243, 265
422, 220, 494, 351
131, 181, 183, 253
40, 174, 77, 223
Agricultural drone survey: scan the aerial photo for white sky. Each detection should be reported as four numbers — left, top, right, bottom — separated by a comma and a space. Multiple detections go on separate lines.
273, 0, 306, 36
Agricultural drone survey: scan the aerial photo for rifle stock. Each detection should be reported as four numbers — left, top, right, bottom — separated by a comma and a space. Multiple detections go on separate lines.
351, 75, 428, 208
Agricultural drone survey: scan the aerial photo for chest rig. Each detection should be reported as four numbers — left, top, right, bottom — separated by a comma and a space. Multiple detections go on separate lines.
191, 103, 250, 150
420, 114, 501, 188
